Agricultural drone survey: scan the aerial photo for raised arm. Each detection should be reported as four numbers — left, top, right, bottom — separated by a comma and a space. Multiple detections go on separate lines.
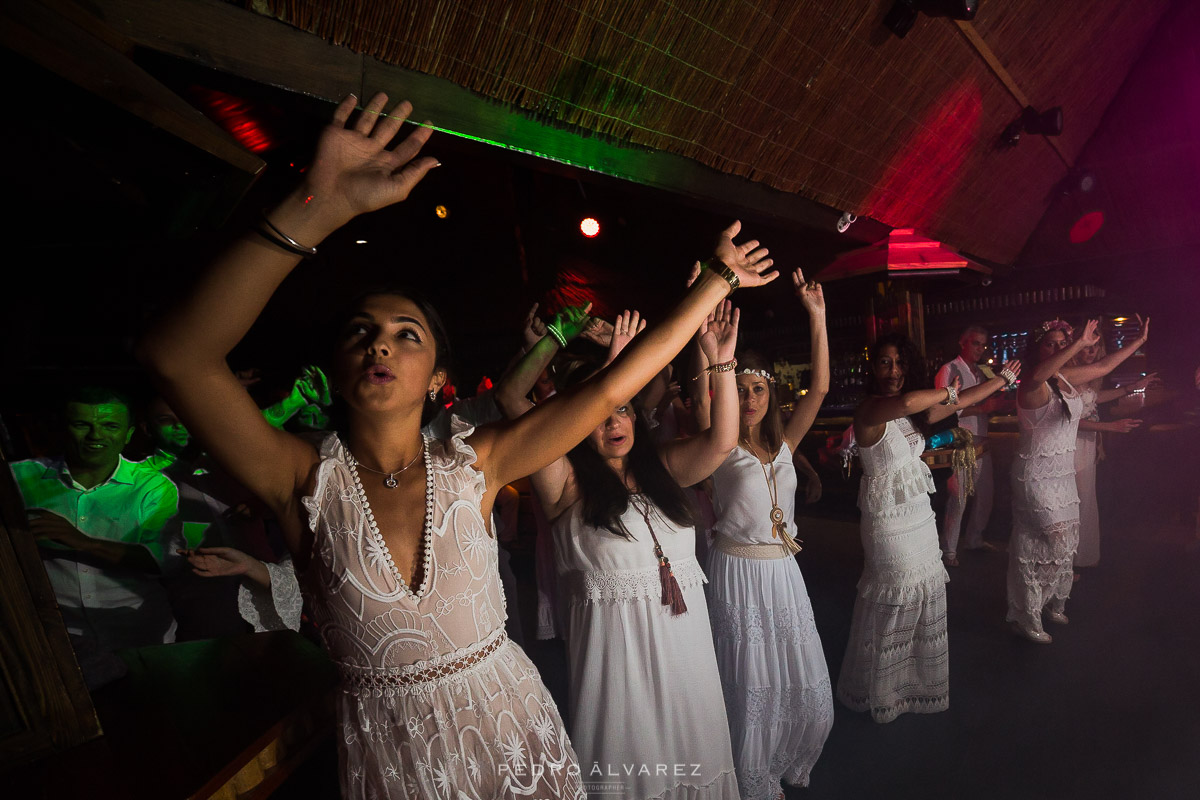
1061, 317, 1150, 386
661, 301, 740, 486
926, 364, 1019, 423
494, 303, 593, 418
471, 223, 777, 491
1095, 372, 1159, 404
783, 270, 829, 452
138, 94, 439, 520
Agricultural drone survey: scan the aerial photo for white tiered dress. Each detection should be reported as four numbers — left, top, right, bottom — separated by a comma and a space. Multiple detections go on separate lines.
707, 444, 834, 798
1073, 387, 1101, 567
554, 498, 740, 800
1007, 376, 1085, 630
300, 426, 584, 799
836, 417, 950, 723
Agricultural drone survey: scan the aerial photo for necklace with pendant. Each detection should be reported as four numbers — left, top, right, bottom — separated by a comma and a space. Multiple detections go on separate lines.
745, 440, 802, 554
350, 441, 424, 488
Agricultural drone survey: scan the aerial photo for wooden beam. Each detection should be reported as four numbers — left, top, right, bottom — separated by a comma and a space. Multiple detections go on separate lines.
954, 20, 1071, 166
2, 0, 264, 175
84, 0, 891, 240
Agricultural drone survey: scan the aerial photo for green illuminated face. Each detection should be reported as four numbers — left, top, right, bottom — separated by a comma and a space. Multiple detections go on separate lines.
146, 397, 190, 454
64, 402, 133, 472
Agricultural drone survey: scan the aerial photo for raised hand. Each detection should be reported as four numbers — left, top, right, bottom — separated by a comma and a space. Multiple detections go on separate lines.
1079, 319, 1101, 347
711, 221, 777, 288
699, 300, 739, 364
579, 317, 613, 347
521, 303, 547, 350
792, 268, 825, 315
1135, 314, 1151, 343
295, 365, 332, 406
299, 93, 440, 231
607, 310, 646, 364
1000, 360, 1022, 381
551, 303, 595, 342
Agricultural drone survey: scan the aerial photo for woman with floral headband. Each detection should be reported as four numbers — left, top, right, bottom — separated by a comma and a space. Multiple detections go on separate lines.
1007, 317, 1149, 643
838, 332, 1020, 722
690, 270, 833, 798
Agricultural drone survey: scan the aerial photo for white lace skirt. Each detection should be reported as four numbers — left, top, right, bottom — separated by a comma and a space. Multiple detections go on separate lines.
706, 549, 833, 799
1074, 432, 1100, 567
566, 582, 740, 800
1008, 460, 1081, 626
336, 638, 584, 799
837, 498, 950, 724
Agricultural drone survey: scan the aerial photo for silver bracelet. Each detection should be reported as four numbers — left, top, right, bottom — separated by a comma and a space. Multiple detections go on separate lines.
999, 367, 1017, 386
942, 386, 958, 405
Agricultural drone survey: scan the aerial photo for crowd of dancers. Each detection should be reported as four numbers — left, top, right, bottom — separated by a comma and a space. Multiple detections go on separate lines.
17, 93, 1163, 800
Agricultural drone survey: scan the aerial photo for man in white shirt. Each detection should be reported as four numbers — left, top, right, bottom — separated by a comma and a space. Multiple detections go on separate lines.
12, 386, 182, 650
934, 327, 1003, 565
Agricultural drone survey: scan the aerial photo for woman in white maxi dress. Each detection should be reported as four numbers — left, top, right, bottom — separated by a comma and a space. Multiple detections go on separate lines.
1007, 318, 1150, 643
837, 334, 1018, 722
528, 302, 750, 799
141, 90, 779, 798
700, 271, 833, 797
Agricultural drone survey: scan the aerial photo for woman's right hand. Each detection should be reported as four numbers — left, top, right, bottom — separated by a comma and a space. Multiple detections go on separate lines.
297, 93, 440, 232
1079, 319, 1101, 347
1107, 418, 1143, 434
699, 300, 739, 364
710, 221, 777, 288
606, 310, 646, 363
999, 360, 1022, 383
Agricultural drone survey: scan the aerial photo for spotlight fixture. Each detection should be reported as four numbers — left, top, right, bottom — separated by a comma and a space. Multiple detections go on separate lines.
580, 217, 600, 238
1059, 168, 1097, 195
884, 0, 978, 38
836, 211, 858, 233
1000, 105, 1063, 147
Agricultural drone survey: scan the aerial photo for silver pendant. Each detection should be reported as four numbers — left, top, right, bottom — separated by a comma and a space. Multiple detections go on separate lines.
384, 474, 398, 489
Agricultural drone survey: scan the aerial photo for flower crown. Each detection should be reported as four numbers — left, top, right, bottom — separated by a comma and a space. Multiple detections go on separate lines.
738, 368, 776, 384
1033, 318, 1073, 343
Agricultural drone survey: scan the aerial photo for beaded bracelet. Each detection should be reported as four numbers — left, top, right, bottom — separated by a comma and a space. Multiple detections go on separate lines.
942, 386, 959, 405
692, 358, 738, 380
545, 322, 568, 348
999, 367, 1018, 386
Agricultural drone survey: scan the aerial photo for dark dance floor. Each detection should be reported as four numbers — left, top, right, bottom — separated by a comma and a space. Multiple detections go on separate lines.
277, 441, 1200, 799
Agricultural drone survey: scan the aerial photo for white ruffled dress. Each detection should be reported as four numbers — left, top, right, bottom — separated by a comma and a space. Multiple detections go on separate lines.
299, 426, 583, 799
554, 498, 740, 800
1007, 376, 1085, 629
836, 417, 950, 723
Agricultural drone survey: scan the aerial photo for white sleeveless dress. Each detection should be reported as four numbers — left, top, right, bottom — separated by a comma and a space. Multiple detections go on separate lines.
1007, 376, 1085, 629
1073, 387, 1101, 567
553, 498, 740, 800
300, 425, 583, 799
707, 444, 833, 798
836, 417, 950, 723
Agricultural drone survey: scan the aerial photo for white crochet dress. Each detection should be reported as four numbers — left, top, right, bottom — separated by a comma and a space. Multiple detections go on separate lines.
300, 425, 583, 799
1007, 376, 1085, 629
706, 444, 833, 797
836, 417, 950, 723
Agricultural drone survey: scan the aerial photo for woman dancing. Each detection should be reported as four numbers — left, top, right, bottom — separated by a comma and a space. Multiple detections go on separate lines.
701, 270, 833, 797
518, 300, 748, 799
1007, 317, 1149, 643
837, 333, 1019, 722
139, 92, 777, 799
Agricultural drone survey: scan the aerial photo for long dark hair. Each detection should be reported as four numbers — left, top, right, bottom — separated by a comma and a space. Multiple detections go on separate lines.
735, 350, 784, 455
562, 361, 695, 539
324, 286, 455, 431
865, 332, 931, 435
1023, 335, 1072, 421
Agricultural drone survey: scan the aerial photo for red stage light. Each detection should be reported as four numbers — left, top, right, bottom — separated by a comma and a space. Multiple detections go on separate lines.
580, 217, 600, 238
1069, 211, 1105, 243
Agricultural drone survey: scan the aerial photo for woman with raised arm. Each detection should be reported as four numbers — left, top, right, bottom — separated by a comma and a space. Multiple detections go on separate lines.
1007, 317, 1149, 644
516, 301, 746, 800
138, 92, 776, 800
701, 270, 834, 797
836, 333, 1020, 723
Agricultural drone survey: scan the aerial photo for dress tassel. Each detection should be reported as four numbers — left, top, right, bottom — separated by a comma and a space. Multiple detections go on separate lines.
656, 549, 688, 615
777, 526, 803, 555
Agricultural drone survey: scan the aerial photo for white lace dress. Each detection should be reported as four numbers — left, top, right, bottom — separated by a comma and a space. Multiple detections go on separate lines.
836, 417, 949, 723
1074, 387, 1101, 567
707, 444, 834, 798
554, 498, 740, 800
1007, 376, 1085, 630
300, 426, 583, 799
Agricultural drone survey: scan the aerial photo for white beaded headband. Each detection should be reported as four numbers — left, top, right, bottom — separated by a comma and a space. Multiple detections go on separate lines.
739, 368, 776, 384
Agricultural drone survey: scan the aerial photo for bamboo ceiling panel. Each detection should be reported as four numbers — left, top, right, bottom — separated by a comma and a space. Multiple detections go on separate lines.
246, 0, 1168, 264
